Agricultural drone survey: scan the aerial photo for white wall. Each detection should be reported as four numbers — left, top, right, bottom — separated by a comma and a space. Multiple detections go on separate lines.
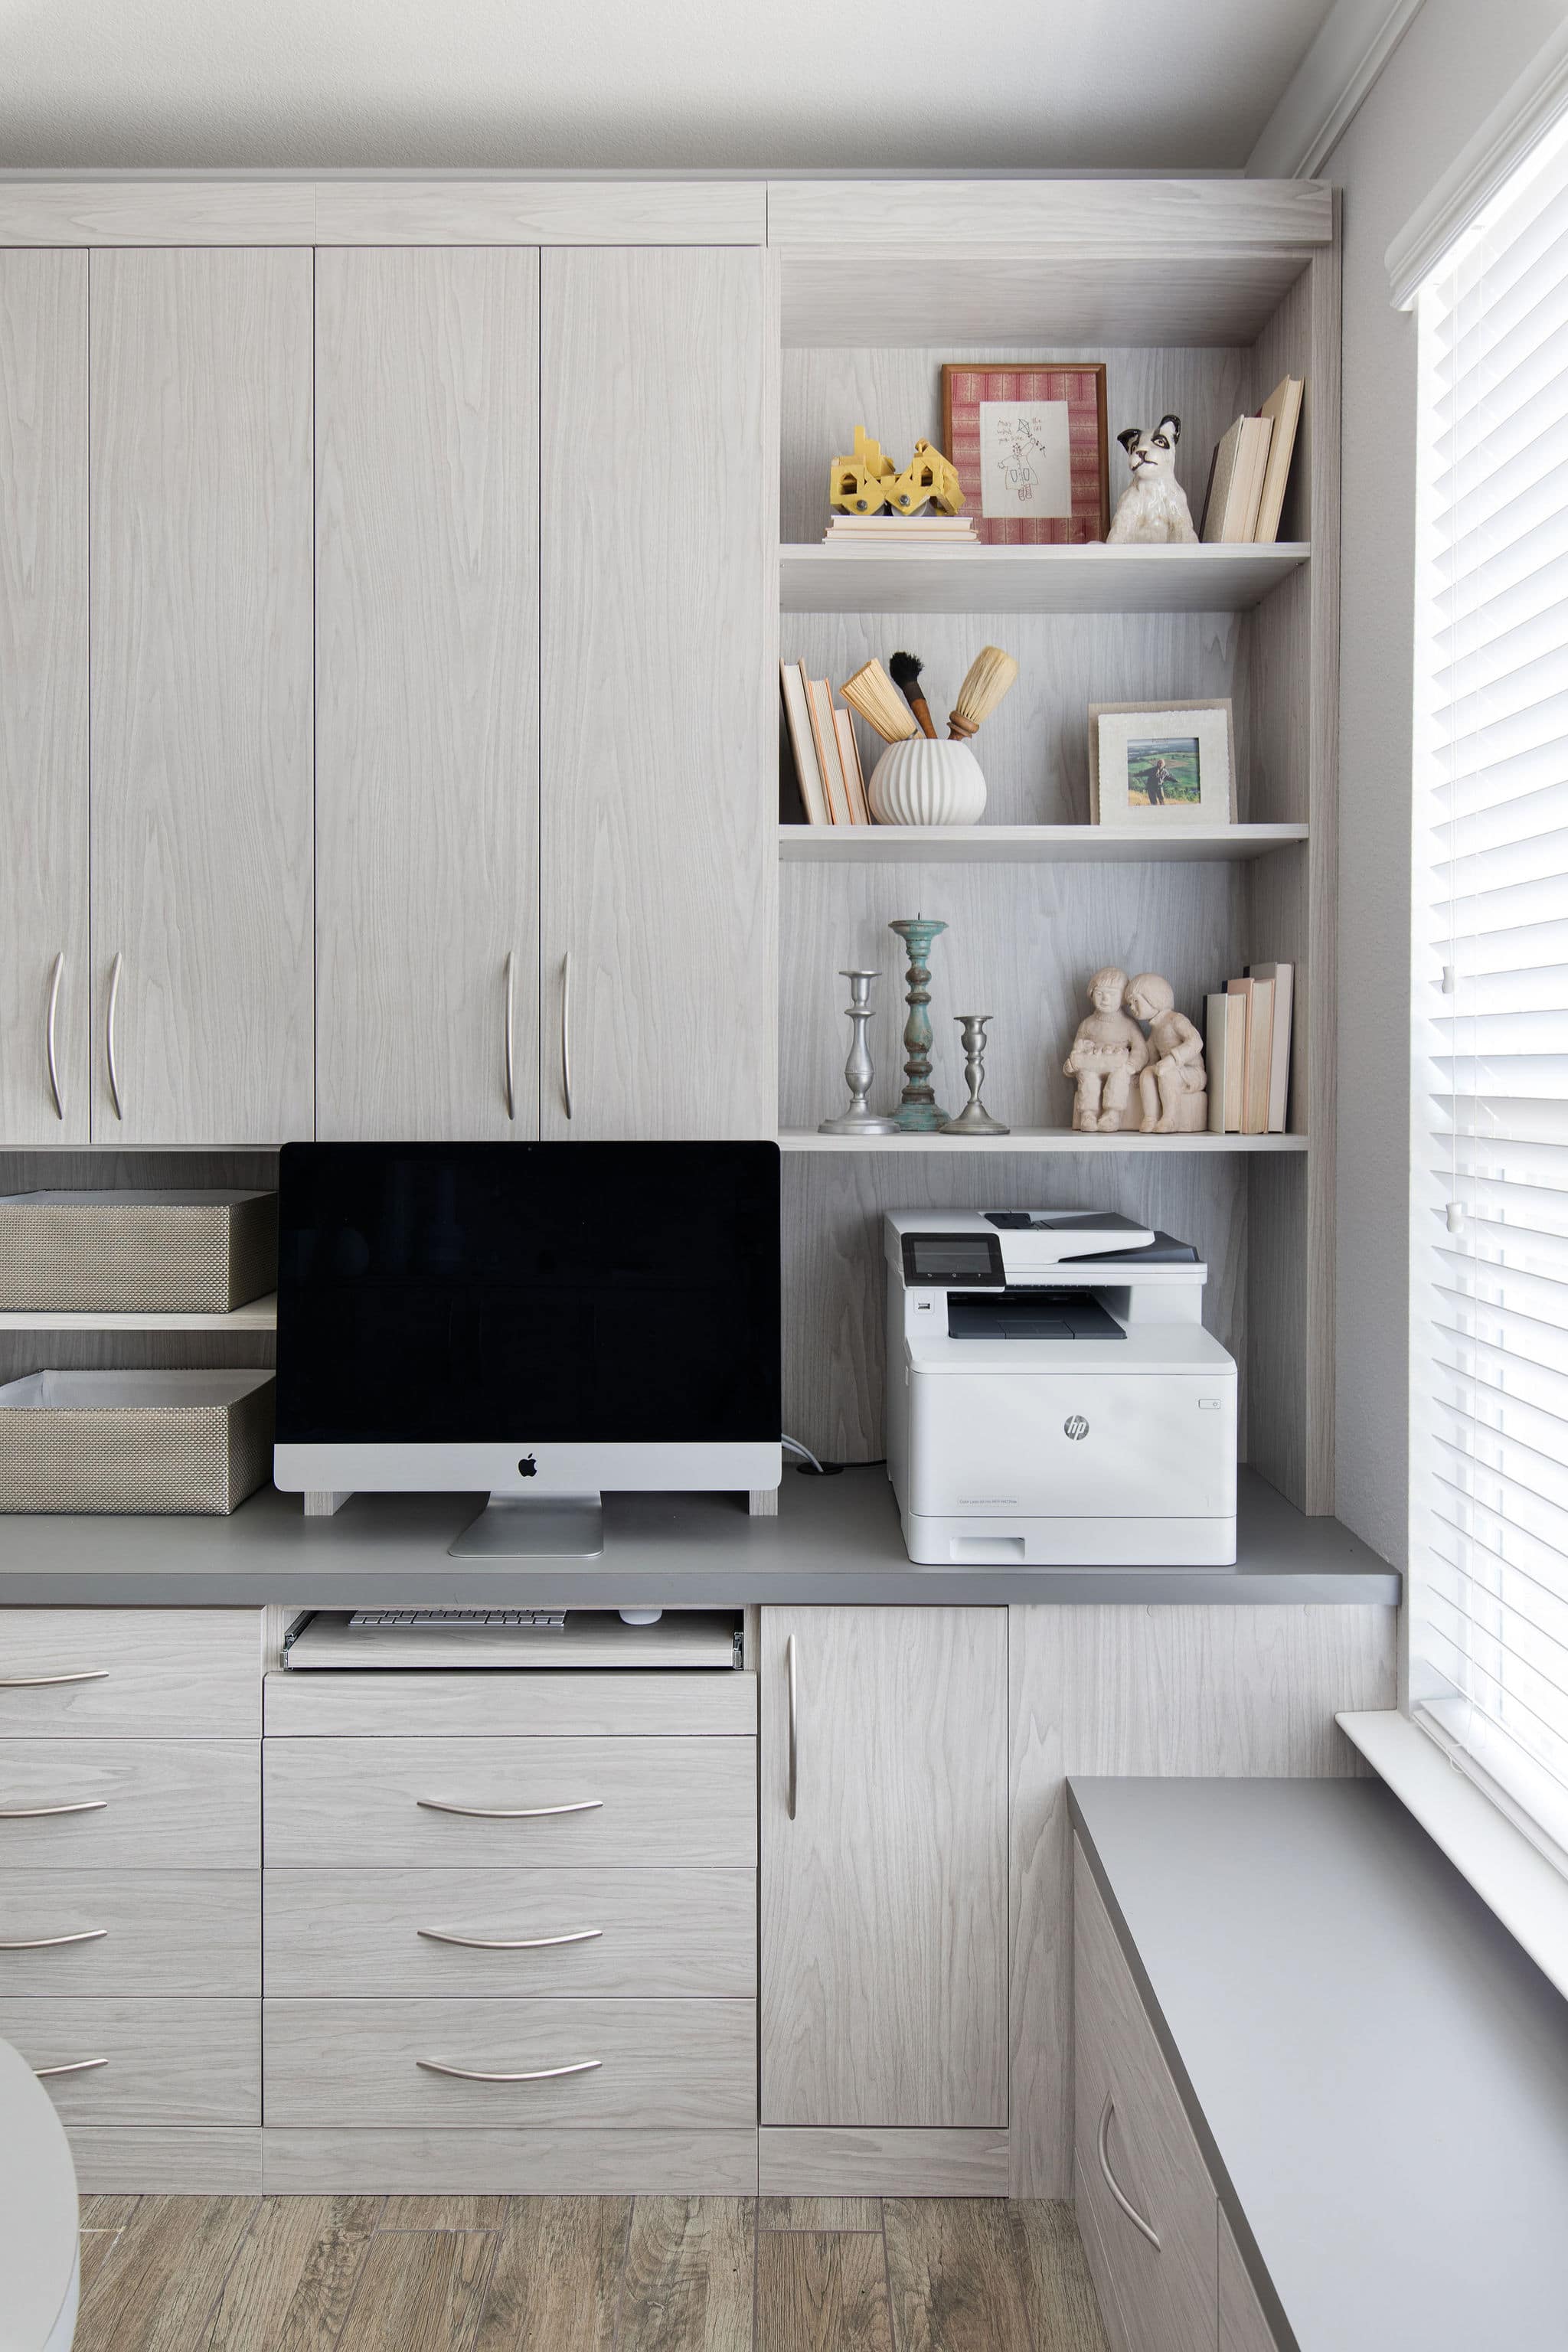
1324, 0, 1564, 1563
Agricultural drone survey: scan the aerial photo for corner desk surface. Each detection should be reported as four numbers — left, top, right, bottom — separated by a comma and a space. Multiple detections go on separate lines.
0, 1466, 1396, 1606
1070, 1776, 1568, 2352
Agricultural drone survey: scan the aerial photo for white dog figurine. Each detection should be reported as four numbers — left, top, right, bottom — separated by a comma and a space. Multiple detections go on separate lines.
1106, 414, 1197, 544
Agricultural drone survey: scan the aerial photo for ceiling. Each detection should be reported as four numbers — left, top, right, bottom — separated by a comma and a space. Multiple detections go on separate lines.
0, 0, 1337, 173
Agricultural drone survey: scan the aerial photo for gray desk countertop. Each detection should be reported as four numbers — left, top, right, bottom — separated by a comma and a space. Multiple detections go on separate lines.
0, 1467, 1397, 1608
1069, 1777, 1568, 2352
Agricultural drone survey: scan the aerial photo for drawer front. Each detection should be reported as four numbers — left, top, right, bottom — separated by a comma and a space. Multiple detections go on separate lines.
1073, 1842, 1217, 2352
0, 1869, 259, 1994
0, 1610, 260, 1737
0, 1740, 259, 1869
1220, 2206, 1282, 2352
264, 1867, 755, 1998
266, 1669, 756, 1738
0, 1996, 260, 2125
263, 1737, 756, 1870
264, 1997, 756, 2128
1073, 2152, 1136, 2352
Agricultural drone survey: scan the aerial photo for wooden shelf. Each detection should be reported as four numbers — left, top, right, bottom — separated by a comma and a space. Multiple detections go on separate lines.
779, 1131, 1306, 1155
0, 1293, 278, 1333
779, 823, 1307, 865
779, 542, 1309, 616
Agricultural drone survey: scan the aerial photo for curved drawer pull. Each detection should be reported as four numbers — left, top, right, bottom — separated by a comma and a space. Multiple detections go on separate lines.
106, 951, 124, 1121
0, 1671, 109, 1689
0, 1799, 107, 1820
0, 1928, 107, 1952
418, 1925, 603, 1951
46, 952, 66, 1120
1097, 2093, 1161, 2249
416, 2056, 602, 2084
35, 2056, 108, 2079
416, 1797, 603, 1821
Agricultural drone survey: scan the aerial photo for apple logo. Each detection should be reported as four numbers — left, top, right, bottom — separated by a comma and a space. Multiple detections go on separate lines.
517, 1455, 537, 1478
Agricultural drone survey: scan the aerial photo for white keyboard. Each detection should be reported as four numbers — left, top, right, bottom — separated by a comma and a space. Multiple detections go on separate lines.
345, 1609, 567, 1630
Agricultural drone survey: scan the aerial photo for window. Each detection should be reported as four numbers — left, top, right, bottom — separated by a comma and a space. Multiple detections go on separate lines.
1410, 112, 1568, 1862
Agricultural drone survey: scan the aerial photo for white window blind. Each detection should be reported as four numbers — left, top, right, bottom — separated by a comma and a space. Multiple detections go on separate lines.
1411, 108, 1568, 1863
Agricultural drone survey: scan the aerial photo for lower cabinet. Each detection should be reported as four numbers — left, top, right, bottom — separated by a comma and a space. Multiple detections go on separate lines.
1073, 1837, 1282, 2352
759, 1606, 1008, 2142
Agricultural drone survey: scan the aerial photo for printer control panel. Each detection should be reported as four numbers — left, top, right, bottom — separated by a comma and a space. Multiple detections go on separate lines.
900, 1231, 1005, 1289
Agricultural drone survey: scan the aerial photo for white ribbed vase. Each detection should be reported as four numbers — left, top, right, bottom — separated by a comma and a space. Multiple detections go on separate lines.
867, 738, 987, 827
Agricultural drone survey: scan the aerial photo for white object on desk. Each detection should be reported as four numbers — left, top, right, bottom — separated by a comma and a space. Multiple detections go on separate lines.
0, 2033, 80, 2352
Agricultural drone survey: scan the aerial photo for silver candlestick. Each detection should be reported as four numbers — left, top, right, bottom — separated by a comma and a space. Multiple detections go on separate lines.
819, 969, 901, 1135
940, 1014, 1009, 1135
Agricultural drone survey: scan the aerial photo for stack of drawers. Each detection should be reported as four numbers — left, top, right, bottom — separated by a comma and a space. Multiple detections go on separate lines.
0, 1610, 262, 2186
260, 1661, 760, 2194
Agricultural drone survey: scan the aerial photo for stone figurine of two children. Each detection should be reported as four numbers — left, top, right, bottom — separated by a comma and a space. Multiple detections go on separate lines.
1063, 966, 1207, 1134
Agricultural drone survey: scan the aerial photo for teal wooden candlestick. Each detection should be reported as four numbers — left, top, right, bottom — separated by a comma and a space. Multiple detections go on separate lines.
888, 915, 949, 1132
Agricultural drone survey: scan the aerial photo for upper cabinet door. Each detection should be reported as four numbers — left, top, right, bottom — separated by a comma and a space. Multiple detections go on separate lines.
0, 252, 88, 1144
760, 1606, 1009, 2128
315, 247, 541, 1139
90, 250, 315, 1145
539, 248, 776, 1139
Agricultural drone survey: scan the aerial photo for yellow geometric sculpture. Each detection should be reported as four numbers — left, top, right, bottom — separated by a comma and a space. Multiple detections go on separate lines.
829, 426, 897, 514
886, 439, 965, 515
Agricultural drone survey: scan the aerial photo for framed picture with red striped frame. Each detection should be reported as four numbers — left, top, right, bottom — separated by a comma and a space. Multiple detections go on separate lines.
941, 363, 1109, 544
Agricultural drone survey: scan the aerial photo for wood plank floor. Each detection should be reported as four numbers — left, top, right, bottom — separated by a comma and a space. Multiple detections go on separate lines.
74, 2194, 1112, 2352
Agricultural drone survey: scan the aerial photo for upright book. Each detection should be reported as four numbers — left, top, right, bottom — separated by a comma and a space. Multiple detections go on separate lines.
1227, 974, 1276, 1135
806, 676, 856, 825
779, 661, 831, 826
1247, 959, 1295, 1131
1206, 991, 1245, 1133
1253, 378, 1304, 543
1203, 415, 1273, 543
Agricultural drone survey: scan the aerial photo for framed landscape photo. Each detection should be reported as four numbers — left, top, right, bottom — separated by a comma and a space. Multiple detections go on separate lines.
1088, 700, 1236, 829
941, 362, 1109, 544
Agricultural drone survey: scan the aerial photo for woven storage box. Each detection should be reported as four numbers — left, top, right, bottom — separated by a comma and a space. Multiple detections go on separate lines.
0, 1371, 275, 1514
0, 1191, 276, 1315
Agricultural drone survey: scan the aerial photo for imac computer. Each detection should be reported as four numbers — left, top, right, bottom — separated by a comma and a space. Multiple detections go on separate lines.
273, 1141, 782, 1557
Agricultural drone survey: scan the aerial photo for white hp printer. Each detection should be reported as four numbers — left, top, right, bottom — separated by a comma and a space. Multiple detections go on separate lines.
885, 1208, 1236, 1566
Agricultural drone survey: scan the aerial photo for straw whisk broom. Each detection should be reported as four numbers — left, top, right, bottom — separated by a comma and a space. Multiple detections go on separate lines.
947, 645, 1019, 740
840, 658, 918, 743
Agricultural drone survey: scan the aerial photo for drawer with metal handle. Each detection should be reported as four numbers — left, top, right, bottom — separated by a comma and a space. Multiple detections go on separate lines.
1072, 1841, 1220, 2352
263, 1997, 755, 2129
263, 1736, 756, 1870
0, 1996, 260, 2126
0, 1609, 260, 1737
0, 1740, 258, 1869
0, 1870, 259, 1995
264, 1866, 754, 1998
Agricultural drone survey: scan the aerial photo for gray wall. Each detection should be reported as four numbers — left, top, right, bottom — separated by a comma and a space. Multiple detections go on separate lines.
1321, 0, 1564, 1563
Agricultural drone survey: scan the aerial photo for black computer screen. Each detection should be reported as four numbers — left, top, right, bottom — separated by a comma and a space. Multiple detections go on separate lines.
275, 1142, 781, 1444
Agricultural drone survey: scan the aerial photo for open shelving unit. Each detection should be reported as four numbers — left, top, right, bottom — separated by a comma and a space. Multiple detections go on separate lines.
772, 179, 1339, 1512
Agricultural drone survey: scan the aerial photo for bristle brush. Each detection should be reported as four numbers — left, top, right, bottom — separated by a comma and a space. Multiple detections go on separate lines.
890, 651, 939, 740
840, 658, 919, 744
948, 645, 1019, 740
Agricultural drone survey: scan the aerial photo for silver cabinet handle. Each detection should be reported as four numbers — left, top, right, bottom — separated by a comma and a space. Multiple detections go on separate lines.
0, 1799, 107, 1819
46, 951, 65, 1119
416, 1796, 603, 1821
416, 2056, 601, 2084
419, 1926, 603, 1951
560, 949, 573, 1120
35, 2056, 108, 2079
0, 1671, 108, 1689
504, 949, 517, 1122
0, 1928, 107, 1952
786, 1632, 799, 1821
1098, 2092, 1161, 2249
105, 951, 124, 1120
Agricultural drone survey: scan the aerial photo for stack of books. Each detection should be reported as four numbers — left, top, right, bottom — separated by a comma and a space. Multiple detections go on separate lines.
820, 514, 981, 546
1205, 964, 1293, 1134
780, 660, 871, 825
1199, 377, 1304, 544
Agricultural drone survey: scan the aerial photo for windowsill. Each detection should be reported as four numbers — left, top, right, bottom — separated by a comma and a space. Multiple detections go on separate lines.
1338, 1710, 1568, 2003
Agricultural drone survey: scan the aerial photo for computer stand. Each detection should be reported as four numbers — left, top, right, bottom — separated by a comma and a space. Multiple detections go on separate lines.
448, 1492, 605, 1559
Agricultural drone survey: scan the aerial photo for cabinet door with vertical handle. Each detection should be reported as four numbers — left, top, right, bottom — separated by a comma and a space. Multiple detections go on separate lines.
538, 246, 776, 1139
760, 1605, 1008, 2127
315, 246, 541, 1139
89, 247, 315, 1145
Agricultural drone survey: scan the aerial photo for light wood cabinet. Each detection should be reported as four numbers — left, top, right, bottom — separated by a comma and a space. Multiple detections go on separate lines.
1220, 2206, 1282, 2352
759, 1606, 1008, 2128
538, 246, 776, 1139
89, 248, 315, 1145
314, 246, 541, 1139
0, 250, 89, 1144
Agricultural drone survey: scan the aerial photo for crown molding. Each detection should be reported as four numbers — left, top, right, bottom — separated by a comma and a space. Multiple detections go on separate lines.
1385, 18, 1568, 306
1246, 0, 1426, 179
